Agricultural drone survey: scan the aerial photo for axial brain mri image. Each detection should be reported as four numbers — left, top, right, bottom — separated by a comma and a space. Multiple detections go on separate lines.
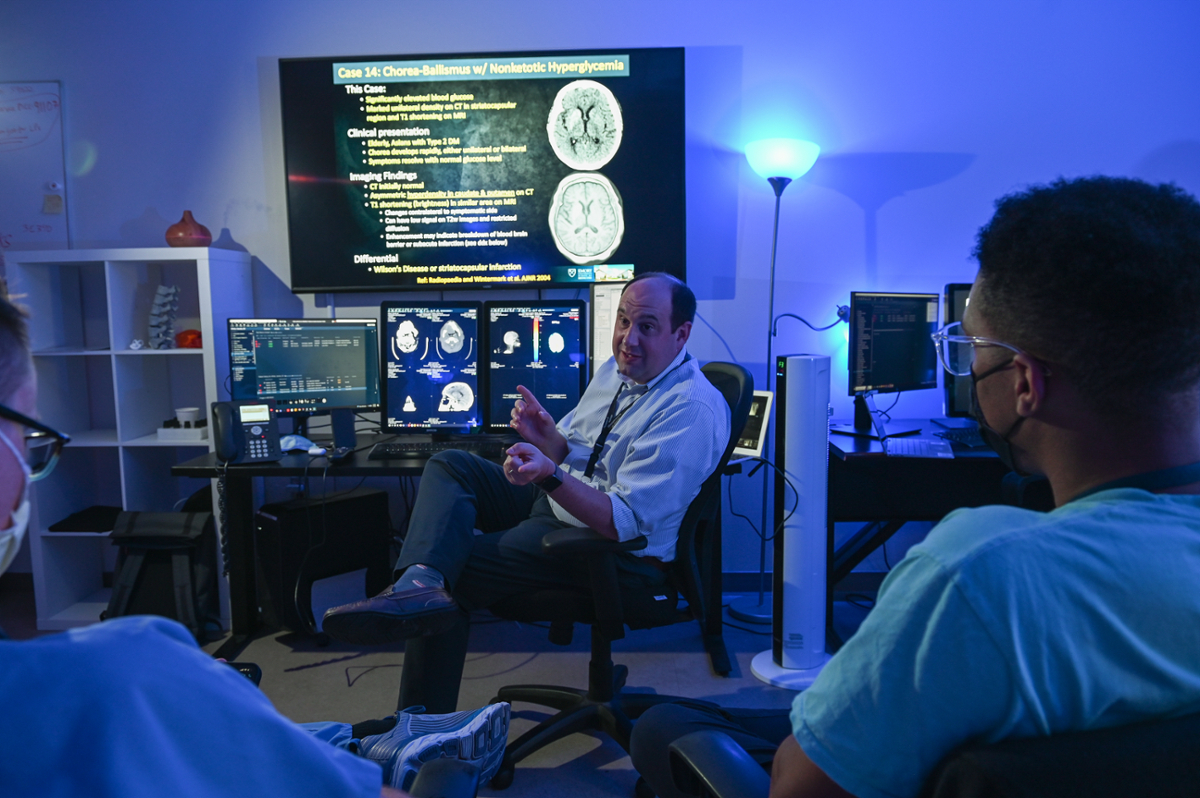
439, 381, 475, 412
549, 172, 626, 266
547, 80, 624, 171
548, 332, 565, 354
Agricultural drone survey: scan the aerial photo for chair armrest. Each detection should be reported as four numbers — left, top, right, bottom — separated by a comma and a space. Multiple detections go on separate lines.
541, 527, 648, 556
407, 758, 479, 798
668, 730, 771, 798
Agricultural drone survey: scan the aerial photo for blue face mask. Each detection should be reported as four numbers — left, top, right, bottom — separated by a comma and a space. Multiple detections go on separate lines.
969, 359, 1028, 474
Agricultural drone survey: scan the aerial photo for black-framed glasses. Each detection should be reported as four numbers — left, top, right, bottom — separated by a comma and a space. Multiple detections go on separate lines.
0, 403, 70, 482
930, 321, 1029, 377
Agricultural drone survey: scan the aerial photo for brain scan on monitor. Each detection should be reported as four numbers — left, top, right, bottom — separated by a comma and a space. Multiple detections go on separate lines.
547, 79, 624, 171
394, 320, 419, 354
439, 381, 475, 412
503, 330, 521, 354
549, 172, 626, 266
548, 332, 565, 353
383, 302, 480, 430
440, 320, 465, 354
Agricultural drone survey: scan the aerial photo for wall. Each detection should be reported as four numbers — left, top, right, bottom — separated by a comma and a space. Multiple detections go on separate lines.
2, 0, 1198, 573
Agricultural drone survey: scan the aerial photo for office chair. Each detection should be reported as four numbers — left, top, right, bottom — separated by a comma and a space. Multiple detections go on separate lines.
485, 362, 754, 790
664, 709, 1200, 798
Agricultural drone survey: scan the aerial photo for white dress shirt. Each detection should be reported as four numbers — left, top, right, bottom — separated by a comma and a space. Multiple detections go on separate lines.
551, 348, 731, 561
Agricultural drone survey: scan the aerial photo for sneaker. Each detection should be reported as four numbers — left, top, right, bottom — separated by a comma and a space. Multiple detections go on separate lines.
359, 702, 510, 791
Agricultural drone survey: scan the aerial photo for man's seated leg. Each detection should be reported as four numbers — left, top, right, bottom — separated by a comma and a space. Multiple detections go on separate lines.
396, 497, 671, 714
630, 701, 792, 798
324, 449, 539, 645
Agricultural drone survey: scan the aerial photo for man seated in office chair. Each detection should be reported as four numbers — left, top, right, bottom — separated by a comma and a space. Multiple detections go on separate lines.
0, 291, 507, 797
323, 272, 732, 713
629, 176, 1200, 798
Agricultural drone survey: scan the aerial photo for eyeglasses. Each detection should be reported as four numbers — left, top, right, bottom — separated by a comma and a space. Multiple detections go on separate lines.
0, 403, 70, 482
930, 321, 1028, 377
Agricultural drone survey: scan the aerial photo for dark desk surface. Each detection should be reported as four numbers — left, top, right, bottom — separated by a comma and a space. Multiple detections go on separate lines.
827, 419, 1009, 522
173, 432, 514, 478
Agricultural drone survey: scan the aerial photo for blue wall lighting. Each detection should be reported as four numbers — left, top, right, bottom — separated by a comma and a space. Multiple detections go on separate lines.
745, 138, 821, 181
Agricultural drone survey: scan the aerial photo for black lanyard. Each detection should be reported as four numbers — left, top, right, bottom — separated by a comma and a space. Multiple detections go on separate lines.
1070, 461, 1200, 502
582, 358, 689, 479
584, 385, 644, 479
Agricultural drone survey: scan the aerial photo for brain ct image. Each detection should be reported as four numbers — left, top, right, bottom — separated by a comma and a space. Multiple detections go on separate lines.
394, 320, 419, 354
547, 79, 624, 171
503, 330, 521, 354
439, 381, 475, 412
548, 332, 565, 354
439, 320, 465, 354
549, 172, 626, 266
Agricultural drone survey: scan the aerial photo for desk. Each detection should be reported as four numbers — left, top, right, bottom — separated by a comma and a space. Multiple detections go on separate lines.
173, 433, 452, 659
824, 419, 1010, 647
174, 432, 730, 667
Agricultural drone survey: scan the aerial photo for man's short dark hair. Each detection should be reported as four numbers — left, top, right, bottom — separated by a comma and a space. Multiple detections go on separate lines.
974, 176, 1200, 416
622, 272, 697, 331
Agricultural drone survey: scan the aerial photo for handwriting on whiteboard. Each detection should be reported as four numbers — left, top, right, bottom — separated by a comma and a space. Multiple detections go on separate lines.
0, 84, 61, 153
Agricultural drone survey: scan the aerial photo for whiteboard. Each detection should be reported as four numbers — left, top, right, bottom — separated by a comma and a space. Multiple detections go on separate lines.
0, 81, 69, 252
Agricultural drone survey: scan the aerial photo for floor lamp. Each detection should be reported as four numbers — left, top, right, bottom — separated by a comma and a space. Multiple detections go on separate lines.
728, 138, 820, 624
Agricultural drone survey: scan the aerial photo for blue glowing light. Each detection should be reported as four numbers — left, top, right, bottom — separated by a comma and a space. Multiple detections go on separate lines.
744, 138, 820, 181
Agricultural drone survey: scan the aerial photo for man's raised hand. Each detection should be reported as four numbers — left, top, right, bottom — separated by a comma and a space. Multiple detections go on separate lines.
510, 385, 556, 443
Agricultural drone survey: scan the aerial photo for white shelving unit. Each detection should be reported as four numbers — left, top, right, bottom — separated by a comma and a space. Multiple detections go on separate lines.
6, 247, 255, 630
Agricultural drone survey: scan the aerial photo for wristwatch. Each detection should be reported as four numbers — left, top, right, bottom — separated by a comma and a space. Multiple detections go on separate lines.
536, 465, 564, 493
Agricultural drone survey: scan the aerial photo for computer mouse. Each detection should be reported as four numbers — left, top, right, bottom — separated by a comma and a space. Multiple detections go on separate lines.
307, 445, 327, 456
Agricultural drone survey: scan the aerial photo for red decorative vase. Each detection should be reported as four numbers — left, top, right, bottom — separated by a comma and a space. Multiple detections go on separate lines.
165, 210, 212, 248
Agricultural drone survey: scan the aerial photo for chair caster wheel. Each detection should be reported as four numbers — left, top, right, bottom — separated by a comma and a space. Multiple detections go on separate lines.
634, 775, 656, 798
490, 763, 515, 790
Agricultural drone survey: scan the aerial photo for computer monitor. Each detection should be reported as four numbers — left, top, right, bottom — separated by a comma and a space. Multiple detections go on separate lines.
228, 318, 381, 419
381, 301, 481, 432
943, 283, 973, 417
483, 301, 587, 432
848, 292, 940, 396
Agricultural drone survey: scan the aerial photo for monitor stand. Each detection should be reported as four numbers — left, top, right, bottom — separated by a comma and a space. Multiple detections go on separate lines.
290, 410, 357, 449
830, 393, 922, 439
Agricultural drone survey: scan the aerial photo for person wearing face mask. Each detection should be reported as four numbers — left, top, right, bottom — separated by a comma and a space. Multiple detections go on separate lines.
630, 177, 1200, 798
0, 294, 510, 797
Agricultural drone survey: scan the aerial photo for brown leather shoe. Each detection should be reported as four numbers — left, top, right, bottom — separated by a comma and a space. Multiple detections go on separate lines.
322, 584, 461, 645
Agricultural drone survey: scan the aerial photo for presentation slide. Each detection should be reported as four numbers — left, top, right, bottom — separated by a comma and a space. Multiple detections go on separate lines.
280, 48, 684, 292
383, 303, 480, 429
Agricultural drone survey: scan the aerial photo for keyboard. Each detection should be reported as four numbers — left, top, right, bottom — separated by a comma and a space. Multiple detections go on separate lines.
367, 439, 513, 461
883, 436, 954, 459
933, 428, 988, 448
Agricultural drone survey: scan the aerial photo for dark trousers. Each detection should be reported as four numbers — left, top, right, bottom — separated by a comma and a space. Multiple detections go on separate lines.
629, 700, 793, 798
395, 449, 667, 713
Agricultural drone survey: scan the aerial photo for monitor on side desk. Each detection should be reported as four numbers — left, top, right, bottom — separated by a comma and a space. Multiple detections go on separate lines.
842, 291, 939, 438
228, 318, 380, 446
381, 301, 482, 434
483, 301, 587, 433
941, 282, 974, 421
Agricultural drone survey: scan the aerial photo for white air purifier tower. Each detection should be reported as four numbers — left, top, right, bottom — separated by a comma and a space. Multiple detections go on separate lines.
752, 354, 833, 689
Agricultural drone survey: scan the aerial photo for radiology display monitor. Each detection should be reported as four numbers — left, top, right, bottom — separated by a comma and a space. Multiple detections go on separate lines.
279, 47, 685, 292
484, 301, 586, 431
382, 302, 481, 430
228, 318, 380, 415
848, 292, 939, 396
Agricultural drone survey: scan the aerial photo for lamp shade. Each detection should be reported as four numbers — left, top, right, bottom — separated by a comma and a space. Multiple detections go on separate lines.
745, 138, 820, 181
